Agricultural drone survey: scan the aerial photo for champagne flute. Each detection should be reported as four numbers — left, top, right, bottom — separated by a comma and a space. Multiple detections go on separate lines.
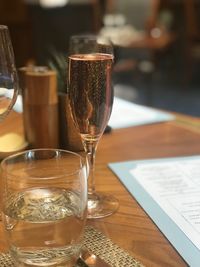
0, 25, 18, 121
68, 35, 119, 219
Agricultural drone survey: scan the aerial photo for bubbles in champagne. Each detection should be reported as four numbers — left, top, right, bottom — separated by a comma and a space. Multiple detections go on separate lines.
68, 53, 113, 141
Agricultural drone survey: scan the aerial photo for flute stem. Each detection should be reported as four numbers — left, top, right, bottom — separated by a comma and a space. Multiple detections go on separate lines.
83, 140, 98, 195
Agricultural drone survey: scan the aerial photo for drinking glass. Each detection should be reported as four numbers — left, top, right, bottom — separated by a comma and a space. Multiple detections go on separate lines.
0, 25, 18, 121
68, 35, 119, 219
1, 149, 88, 267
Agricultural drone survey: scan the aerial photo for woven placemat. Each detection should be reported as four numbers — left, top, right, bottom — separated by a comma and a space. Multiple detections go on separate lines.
0, 226, 145, 267
83, 226, 145, 267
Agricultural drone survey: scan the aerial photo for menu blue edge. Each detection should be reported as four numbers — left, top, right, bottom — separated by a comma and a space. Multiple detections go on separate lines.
109, 156, 200, 267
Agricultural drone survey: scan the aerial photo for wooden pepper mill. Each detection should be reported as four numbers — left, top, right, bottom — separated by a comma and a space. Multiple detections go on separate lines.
21, 68, 59, 148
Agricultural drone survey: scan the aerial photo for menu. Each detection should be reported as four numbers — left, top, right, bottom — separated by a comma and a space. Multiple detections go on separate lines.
108, 97, 175, 129
109, 156, 200, 267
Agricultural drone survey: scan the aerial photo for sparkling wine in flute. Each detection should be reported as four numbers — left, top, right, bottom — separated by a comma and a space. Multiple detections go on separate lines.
68, 35, 119, 219
68, 53, 113, 143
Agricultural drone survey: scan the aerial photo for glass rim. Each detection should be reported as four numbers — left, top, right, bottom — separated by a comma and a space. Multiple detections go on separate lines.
70, 34, 97, 40
70, 34, 112, 43
1, 148, 87, 180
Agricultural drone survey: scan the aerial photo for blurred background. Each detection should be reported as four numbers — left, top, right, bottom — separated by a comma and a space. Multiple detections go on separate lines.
1, 0, 200, 116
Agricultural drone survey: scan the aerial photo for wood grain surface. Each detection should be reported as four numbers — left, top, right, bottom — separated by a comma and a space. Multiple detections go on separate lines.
1, 111, 199, 266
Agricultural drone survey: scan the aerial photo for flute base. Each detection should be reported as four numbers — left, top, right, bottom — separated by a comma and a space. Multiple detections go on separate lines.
87, 192, 119, 219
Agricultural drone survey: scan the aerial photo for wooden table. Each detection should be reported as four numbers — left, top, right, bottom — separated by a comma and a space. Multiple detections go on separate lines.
1, 110, 200, 266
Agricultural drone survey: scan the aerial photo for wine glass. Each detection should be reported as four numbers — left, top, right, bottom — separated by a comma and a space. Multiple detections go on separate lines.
0, 25, 18, 121
68, 34, 119, 219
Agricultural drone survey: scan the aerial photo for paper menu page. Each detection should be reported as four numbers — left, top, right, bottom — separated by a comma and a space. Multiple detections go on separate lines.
108, 97, 174, 129
130, 158, 200, 251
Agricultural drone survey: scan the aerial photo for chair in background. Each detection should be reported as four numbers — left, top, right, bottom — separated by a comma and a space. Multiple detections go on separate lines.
106, 0, 176, 105
109, 0, 159, 71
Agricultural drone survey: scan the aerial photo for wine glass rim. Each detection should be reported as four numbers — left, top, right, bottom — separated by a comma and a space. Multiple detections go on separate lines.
0, 25, 8, 30
70, 34, 111, 42
70, 34, 97, 41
